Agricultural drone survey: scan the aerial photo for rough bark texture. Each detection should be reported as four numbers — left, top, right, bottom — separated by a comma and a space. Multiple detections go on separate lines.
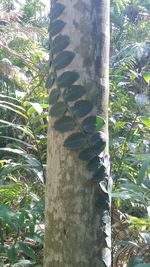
44, 1, 111, 266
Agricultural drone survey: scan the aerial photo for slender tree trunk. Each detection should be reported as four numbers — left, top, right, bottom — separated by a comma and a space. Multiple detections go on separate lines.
44, 1, 111, 267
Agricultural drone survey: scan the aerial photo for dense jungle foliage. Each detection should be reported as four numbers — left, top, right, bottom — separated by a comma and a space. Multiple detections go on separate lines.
0, 0, 149, 266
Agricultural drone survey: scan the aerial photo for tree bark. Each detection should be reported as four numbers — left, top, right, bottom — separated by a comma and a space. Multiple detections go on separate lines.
44, 1, 111, 266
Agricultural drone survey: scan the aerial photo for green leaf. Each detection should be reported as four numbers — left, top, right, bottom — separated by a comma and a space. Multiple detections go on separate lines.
53, 51, 75, 69
92, 166, 106, 182
49, 20, 66, 36
49, 102, 67, 117
0, 205, 15, 224
87, 156, 100, 171
95, 195, 109, 209
49, 88, 60, 105
45, 73, 54, 89
143, 72, 150, 83
54, 116, 75, 132
51, 35, 70, 54
90, 132, 107, 146
7, 245, 17, 263
18, 241, 35, 260
30, 113, 48, 125
64, 132, 86, 150
137, 158, 150, 185
51, 3, 65, 20
140, 115, 150, 128
57, 71, 79, 88
63, 85, 86, 102
72, 100, 93, 118
96, 116, 105, 130
81, 116, 96, 133
27, 103, 43, 115
79, 147, 97, 161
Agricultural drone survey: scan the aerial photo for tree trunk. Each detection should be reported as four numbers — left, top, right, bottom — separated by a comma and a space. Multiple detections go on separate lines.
44, 1, 111, 267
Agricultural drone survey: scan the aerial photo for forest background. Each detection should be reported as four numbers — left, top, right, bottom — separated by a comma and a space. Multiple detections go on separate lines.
0, 0, 150, 266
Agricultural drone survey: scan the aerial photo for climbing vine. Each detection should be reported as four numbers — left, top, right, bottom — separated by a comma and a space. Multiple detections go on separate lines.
46, 1, 111, 265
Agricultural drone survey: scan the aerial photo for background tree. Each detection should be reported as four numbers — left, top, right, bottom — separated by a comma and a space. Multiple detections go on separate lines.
44, 0, 111, 267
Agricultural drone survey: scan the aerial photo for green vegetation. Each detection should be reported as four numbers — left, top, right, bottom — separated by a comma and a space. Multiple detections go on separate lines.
0, 0, 149, 266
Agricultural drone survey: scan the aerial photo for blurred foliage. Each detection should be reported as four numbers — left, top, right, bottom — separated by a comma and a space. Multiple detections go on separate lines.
110, 0, 150, 266
0, 0, 48, 265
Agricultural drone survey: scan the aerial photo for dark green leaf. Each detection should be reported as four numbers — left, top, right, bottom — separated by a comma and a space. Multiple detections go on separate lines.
81, 116, 96, 133
92, 166, 106, 182
63, 85, 86, 101
51, 35, 70, 54
49, 88, 60, 105
49, 20, 66, 36
95, 195, 109, 210
45, 73, 54, 89
90, 132, 107, 152
72, 100, 93, 118
53, 51, 75, 69
64, 132, 86, 150
0, 205, 15, 224
18, 241, 35, 260
51, 3, 65, 20
57, 71, 79, 88
49, 102, 67, 117
7, 245, 17, 263
54, 116, 75, 132
87, 156, 100, 171
79, 147, 97, 161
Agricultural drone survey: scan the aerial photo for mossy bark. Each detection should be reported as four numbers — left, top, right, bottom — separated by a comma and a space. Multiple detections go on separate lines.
44, 1, 111, 266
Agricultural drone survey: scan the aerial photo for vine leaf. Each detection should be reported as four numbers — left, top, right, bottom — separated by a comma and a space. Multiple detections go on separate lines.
95, 195, 109, 210
51, 35, 70, 54
87, 156, 100, 171
92, 166, 106, 182
81, 116, 96, 133
49, 88, 60, 105
71, 100, 93, 118
54, 116, 76, 132
49, 102, 67, 117
45, 73, 54, 89
53, 51, 75, 70
90, 132, 107, 152
63, 85, 86, 102
49, 20, 66, 36
51, 3, 65, 21
57, 71, 79, 88
79, 147, 97, 161
64, 132, 86, 150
